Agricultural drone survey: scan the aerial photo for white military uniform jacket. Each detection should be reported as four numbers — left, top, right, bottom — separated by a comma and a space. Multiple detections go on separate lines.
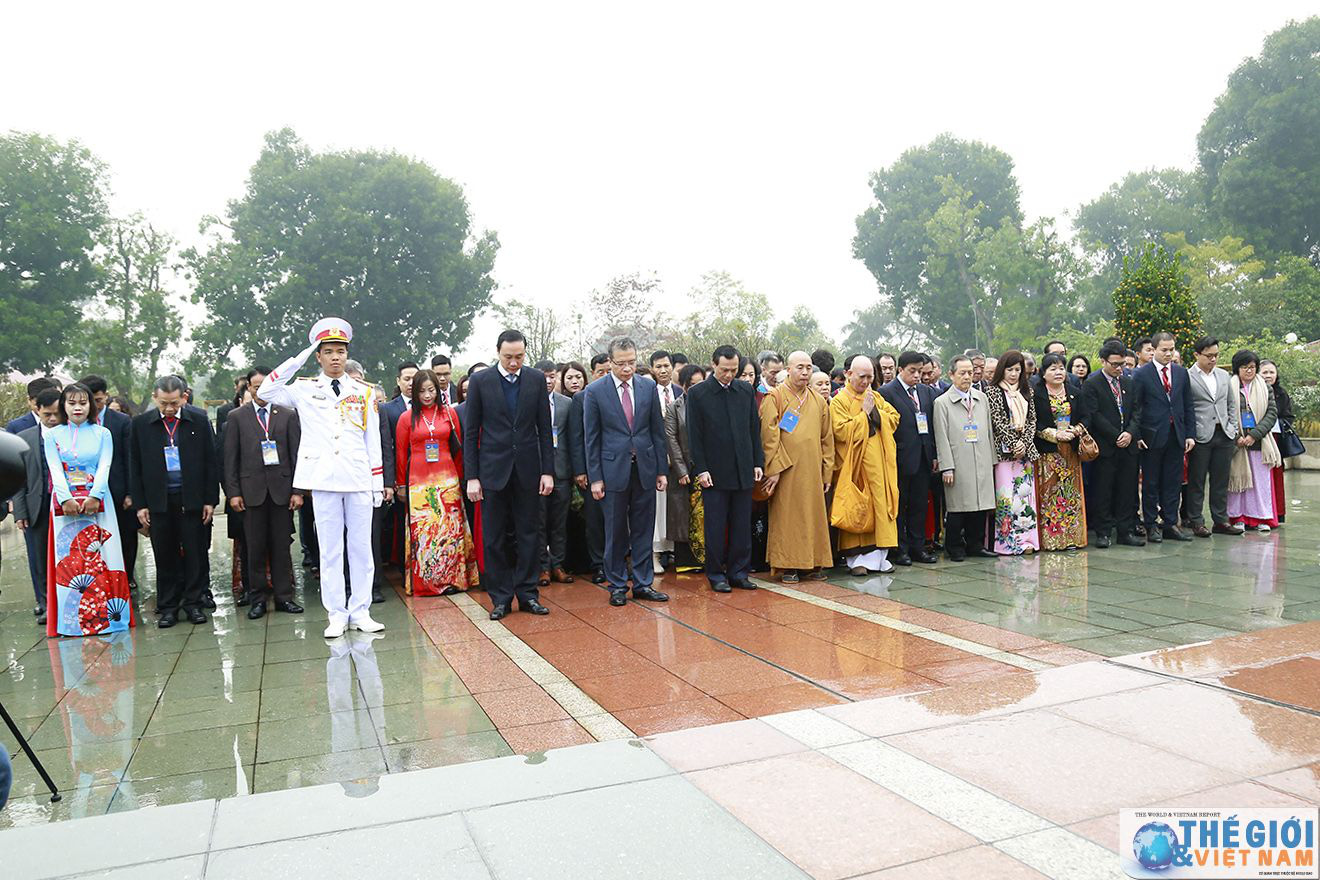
261, 359, 384, 494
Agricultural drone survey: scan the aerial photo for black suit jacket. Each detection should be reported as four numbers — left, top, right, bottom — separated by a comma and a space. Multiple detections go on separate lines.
130, 407, 220, 513
10, 425, 50, 524
462, 367, 554, 491
1082, 370, 1138, 458
685, 377, 763, 490
98, 408, 132, 506
878, 379, 937, 476
1130, 361, 1196, 449
567, 391, 589, 479
223, 404, 301, 506
1033, 380, 1090, 455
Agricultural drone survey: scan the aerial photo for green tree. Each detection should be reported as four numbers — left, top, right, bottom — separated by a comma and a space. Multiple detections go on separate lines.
977, 218, 1083, 353
1197, 17, 1320, 257
769, 306, 836, 357
659, 271, 773, 363
853, 135, 1023, 352
0, 132, 109, 370
1113, 244, 1202, 354
1072, 167, 1210, 314
839, 301, 927, 357
490, 298, 564, 364
67, 215, 184, 407
184, 128, 498, 381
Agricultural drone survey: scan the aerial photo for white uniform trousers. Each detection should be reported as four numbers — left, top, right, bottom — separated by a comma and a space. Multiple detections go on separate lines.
313, 490, 375, 625
653, 488, 673, 553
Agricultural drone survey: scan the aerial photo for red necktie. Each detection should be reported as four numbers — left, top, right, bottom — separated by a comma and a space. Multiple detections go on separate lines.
621, 382, 634, 429
1161, 366, 1171, 394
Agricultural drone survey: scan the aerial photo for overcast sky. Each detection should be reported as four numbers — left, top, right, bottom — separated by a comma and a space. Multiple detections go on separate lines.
5, 2, 1313, 369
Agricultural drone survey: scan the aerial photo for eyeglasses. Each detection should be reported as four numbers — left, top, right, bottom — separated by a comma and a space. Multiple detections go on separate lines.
611, 359, 636, 368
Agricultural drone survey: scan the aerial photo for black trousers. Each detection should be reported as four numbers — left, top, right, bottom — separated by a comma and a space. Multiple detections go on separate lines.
480, 479, 541, 608
701, 487, 752, 584
150, 494, 207, 614
116, 502, 139, 584
1141, 439, 1185, 530
944, 509, 989, 554
540, 478, 571, 570
1186, 428, 1236, 527
243, 499, 295, 604
582, 484, 605, 572
371, 500, 390, 589
23, 505, 49, 608
896, 467, 932, 555
299, 497, 319, 562
1091, 451, 1140, 537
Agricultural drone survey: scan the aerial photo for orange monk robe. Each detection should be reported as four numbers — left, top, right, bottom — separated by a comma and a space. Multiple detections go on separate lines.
830, 387, 900, 553
760, 384, 834, 570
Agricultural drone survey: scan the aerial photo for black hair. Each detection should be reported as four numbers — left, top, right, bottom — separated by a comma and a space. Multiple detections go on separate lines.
1151, 331, 1176, 346
58, 382, 99, 425
991, 351, 1025, 388
711, 345, 740, 365
678, 363, 707, 388
430, 354, 452, 368
1230, 350, 1259, 375
154, 375, 188, 395
811, 349, 835, 374
34, 388, 61, 408
1039, 352, 1068, 376
671, 352, 689, 365
79, 374, 109, 395
396, 361, 420, 377
409, 369, 442, 426
534, 359, 557, 373
26, 377, 57, 399
496, 329, 526, 349
1136, 336, 1155, 350
1067, 354, 1091, 377
559, 361, 588, 394
896, 350, 924, 369
1098, 341, 1126, 362
649, 350, 672, 366
1192, 336, 1219, 354
830, 367, 846, 382
466, 362, 489, 376
1044, 339, 1067, 354
252, 365, 273, 377
589, 352, 610, 370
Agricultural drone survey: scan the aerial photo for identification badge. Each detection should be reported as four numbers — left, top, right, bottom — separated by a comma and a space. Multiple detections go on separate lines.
1055, 414, 1071, 430
1242, 411, 1256, 430
779, 410, 800, 433
915, 411, 929, 434
163, 446, 181, 473
425, 440, 441, 463
261, 440, 280, 466
65, 466, 92, 487
963, 423, 979, 443
552, 425, 559, 448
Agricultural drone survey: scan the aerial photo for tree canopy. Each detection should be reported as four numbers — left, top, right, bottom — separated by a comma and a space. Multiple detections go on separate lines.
184, 128, 498, 380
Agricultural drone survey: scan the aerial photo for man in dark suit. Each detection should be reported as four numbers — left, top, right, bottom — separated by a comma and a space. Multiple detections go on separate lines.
380, 362, 417, 573
1130, 331, 1196, 542
81, 375, 139, 588
5, 377, 60, 435
536, 360, 575, 586
584, 338, 670, 607
1082, 342, 1144, 548
223, 367, 305, 620
686, 345, 764, 593
463, 330, 555, 620
878, 351, 939, 565
568, 354, 610, 583
131, 375, 220, 627
214, 371, 252, 435
10, 389, 62, 624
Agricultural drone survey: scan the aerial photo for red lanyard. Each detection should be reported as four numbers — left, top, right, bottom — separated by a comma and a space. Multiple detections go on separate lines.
163, 417, 179, 447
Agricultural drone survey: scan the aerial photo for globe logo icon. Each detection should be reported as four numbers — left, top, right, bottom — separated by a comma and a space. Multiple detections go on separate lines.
1132, 821, 1180, 870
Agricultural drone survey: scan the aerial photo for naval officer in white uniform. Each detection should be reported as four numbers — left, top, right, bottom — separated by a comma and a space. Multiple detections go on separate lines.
262, 318, 386, 638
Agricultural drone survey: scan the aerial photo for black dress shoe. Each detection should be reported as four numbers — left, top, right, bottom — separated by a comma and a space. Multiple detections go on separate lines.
968, 547, 997, 558
247, 602, 267, 620
609, 591, 628, 607
1146, 529, 1163, 543
1134, 524, 1146, 536
441, 586, 463, 596
158, 612, 177, 628
275, 600, 304, 614
947, 551, 966, 562
912, 552, 938, 564
1118, 533, 1146, 546
201, 591, 217, 610
302, 557, 314, 567
489, 604, 512, 620
711, 581, 733, 593
591, 571, 608, 585
730, 578, 758, 590
187, 608, 207, 625
36, 610, 47, 625
1164, 526, 1193, 542
33, 605, 43, 617
632, 586, 669, 602
1093, 534, 1111, 548
372, 586, 385, 604
891, 554, 913, 566
236, 593, 250, 607
520, 600, 550, 615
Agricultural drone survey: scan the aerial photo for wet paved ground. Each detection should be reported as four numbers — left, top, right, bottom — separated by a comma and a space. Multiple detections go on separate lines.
2, 473, 1318, 877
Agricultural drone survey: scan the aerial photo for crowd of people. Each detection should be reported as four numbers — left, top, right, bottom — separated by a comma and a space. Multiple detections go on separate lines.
3, 321, 1304, 635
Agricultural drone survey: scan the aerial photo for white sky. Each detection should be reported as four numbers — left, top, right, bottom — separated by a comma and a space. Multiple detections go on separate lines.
5, 1, 1313, 370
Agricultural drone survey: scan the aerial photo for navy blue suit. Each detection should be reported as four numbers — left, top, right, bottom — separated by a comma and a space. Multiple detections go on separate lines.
583, 374, 666, 593
98, 407, 139, 582
879, 378, 938, 555
6, 412, 36, 435
1130, 360, 1196, 530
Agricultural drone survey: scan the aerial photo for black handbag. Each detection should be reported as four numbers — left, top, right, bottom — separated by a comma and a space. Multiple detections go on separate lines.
1277, 419, 1306, 458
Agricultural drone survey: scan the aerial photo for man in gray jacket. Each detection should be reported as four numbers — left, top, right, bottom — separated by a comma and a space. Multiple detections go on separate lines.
1185, 336, 1243, 536
537, 360, 575, 585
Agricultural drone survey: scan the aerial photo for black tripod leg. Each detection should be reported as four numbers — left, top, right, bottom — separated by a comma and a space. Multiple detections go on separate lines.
0, 699, 62, 802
